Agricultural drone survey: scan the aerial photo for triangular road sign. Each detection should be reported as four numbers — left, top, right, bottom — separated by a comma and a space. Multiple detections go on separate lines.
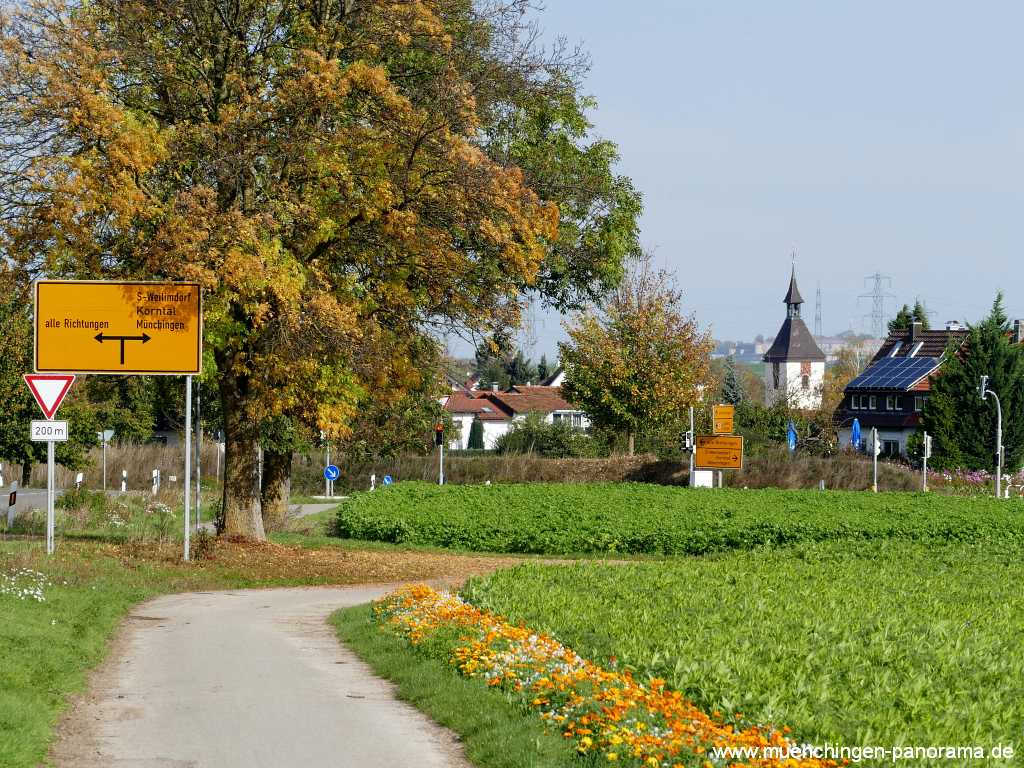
24, 374, 75, 419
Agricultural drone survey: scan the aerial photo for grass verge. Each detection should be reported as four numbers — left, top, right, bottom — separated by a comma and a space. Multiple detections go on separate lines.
331, 604, 586, 768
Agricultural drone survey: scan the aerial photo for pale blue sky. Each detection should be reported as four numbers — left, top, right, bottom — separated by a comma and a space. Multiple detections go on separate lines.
461, 1, 1023, 360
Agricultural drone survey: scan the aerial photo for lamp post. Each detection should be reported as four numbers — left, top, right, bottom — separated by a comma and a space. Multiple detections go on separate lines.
980, 375, 1003, 499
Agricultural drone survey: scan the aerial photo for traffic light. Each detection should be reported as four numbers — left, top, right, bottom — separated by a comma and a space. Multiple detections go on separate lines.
434, 423, 444, 446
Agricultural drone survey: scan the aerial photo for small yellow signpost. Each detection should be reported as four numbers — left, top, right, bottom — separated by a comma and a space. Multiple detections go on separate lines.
695, 435, 744, 470
713, 404, 735, 435
34, 280, 202, 375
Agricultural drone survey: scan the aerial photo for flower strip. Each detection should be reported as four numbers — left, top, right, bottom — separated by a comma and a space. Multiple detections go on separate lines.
373, 585, 837, 767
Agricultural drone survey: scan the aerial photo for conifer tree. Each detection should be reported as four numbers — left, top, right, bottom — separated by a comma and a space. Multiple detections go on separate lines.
921, 293, 1024, 471
721, 356, 744, 405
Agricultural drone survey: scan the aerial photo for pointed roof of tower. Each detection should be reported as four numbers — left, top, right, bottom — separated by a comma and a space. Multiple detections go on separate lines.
764, 266, 825, 363
783, 266, 803, 306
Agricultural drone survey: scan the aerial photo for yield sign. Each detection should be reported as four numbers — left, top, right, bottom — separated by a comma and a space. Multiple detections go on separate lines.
24, 374, 75, 419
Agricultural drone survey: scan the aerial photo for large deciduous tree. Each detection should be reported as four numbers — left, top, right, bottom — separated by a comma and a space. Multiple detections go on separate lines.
559, 255, 713, 455
921, 293, 1024, 472
3, 0, 631, 538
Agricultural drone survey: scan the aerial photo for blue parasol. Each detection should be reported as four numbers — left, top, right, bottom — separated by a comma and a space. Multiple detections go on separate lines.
851, 418, 862, 450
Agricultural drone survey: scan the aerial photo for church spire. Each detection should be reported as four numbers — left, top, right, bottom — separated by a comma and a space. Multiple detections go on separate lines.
783, 261, 803, 317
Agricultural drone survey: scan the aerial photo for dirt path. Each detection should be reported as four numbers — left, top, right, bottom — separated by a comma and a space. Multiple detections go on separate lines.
51, 585, 471, 768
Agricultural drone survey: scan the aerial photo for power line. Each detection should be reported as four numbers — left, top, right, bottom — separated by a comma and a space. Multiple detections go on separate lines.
814, 283, 823, 337
858, 272, 895, 339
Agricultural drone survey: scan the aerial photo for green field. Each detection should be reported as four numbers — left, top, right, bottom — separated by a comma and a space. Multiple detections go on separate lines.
333, 482, 1023, 555
461, 541, 1024, 763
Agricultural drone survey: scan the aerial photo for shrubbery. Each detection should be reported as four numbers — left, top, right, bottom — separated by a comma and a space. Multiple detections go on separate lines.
333, 481, 1024, 555
493, 413, 601, 458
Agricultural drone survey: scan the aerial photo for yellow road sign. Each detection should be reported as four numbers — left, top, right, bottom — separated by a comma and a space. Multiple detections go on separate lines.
695, 434, 744, 470
713, 404, 735, 434
35, 280, 202, 375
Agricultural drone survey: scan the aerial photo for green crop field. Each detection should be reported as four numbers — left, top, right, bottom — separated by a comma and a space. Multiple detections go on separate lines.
461, 541, 1024, 763
333, 482, 1024, 555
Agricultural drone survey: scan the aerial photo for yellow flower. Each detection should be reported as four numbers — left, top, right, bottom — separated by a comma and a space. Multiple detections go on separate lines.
606, 753, 619, 761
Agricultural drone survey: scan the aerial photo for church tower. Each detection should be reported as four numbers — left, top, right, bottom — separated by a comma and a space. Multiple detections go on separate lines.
763, 265, 826, 408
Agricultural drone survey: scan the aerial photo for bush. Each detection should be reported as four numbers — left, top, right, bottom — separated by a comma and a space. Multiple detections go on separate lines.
494, 412, 601, 458
333, 481, 1024, 555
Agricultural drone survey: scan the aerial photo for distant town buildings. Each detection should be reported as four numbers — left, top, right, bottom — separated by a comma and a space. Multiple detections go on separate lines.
762, 267, 826, 409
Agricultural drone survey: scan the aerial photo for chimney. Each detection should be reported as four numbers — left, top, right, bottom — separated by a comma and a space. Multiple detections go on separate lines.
1015, 320, 1024, 345
910, 321, 922, 343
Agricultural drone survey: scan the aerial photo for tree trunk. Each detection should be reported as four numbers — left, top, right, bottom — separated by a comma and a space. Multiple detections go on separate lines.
627, 430, 635, 456
21, 462, 31, 488
261, 448, 292, 533
219, 365, 266, 540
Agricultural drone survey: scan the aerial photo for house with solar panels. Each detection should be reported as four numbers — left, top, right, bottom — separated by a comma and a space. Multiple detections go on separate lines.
835, 321, 969, 457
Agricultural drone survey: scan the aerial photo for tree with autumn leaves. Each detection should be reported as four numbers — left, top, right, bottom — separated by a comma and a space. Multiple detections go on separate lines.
0, 1, 641, 539
559, 256, 713, 455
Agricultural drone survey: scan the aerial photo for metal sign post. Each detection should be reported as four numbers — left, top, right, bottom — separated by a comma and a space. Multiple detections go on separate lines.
183, 376, 192, 562
872, 427, 880, 493
922, 432, 931, 492
434, 424, 445, 485
194, 385, 202, 530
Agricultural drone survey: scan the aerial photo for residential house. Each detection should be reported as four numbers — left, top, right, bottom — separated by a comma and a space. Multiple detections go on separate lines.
835, 321, 972, 457
442, 381, 589, 450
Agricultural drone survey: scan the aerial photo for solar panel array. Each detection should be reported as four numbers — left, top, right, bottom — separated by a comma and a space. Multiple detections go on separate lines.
846, 356, 940, 391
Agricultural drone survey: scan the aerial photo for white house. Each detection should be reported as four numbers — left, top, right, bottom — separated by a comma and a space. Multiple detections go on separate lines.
763, 266, 826, 410
442, 384, 589, 450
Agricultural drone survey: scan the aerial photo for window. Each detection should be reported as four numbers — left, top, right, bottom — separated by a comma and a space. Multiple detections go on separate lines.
850, 395, 859, 410
886, 395, 895, 410
889, 342, 902, 357
914, 395, 926, 412
909, 341, 924, 358
869, 395, 877, 410
801, 374, 810, 390
772, 363, 780, 388
883, 440, 900, 458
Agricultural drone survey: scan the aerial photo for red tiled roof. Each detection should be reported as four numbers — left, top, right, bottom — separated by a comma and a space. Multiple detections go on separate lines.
485, 386, 579, 415
443, 392, 512, 421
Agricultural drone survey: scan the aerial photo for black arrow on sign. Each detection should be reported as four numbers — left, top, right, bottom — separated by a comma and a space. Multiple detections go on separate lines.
94, 332, 152, 365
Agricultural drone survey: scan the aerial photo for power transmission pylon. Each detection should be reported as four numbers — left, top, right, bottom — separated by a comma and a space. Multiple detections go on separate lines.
814, 283, 823, 337
858, 273, 895, 339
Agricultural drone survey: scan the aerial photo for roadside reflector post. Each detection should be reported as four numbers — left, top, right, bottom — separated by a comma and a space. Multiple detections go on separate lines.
6, 481, 17, 529
872, 427, 880, 493
922, 432, 931, 492
121, 469, 127, 493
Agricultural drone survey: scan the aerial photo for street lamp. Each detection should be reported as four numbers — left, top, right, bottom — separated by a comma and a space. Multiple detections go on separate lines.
979, 375, 1003, 499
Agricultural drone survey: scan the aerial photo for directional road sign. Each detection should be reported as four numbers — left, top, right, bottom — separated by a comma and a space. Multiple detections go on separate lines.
24, 374, 75, 419
34, 280, 202, 375
695, 435, 744, 470
323, 465, 340, 482
713, 404, 735, 435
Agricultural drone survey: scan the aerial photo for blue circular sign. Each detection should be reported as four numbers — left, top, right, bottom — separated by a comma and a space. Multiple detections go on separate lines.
323, 465, 340, 481
382, 475, 393, 486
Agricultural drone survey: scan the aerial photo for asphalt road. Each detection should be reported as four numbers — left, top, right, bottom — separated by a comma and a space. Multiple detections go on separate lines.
52, 585, 471, 768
